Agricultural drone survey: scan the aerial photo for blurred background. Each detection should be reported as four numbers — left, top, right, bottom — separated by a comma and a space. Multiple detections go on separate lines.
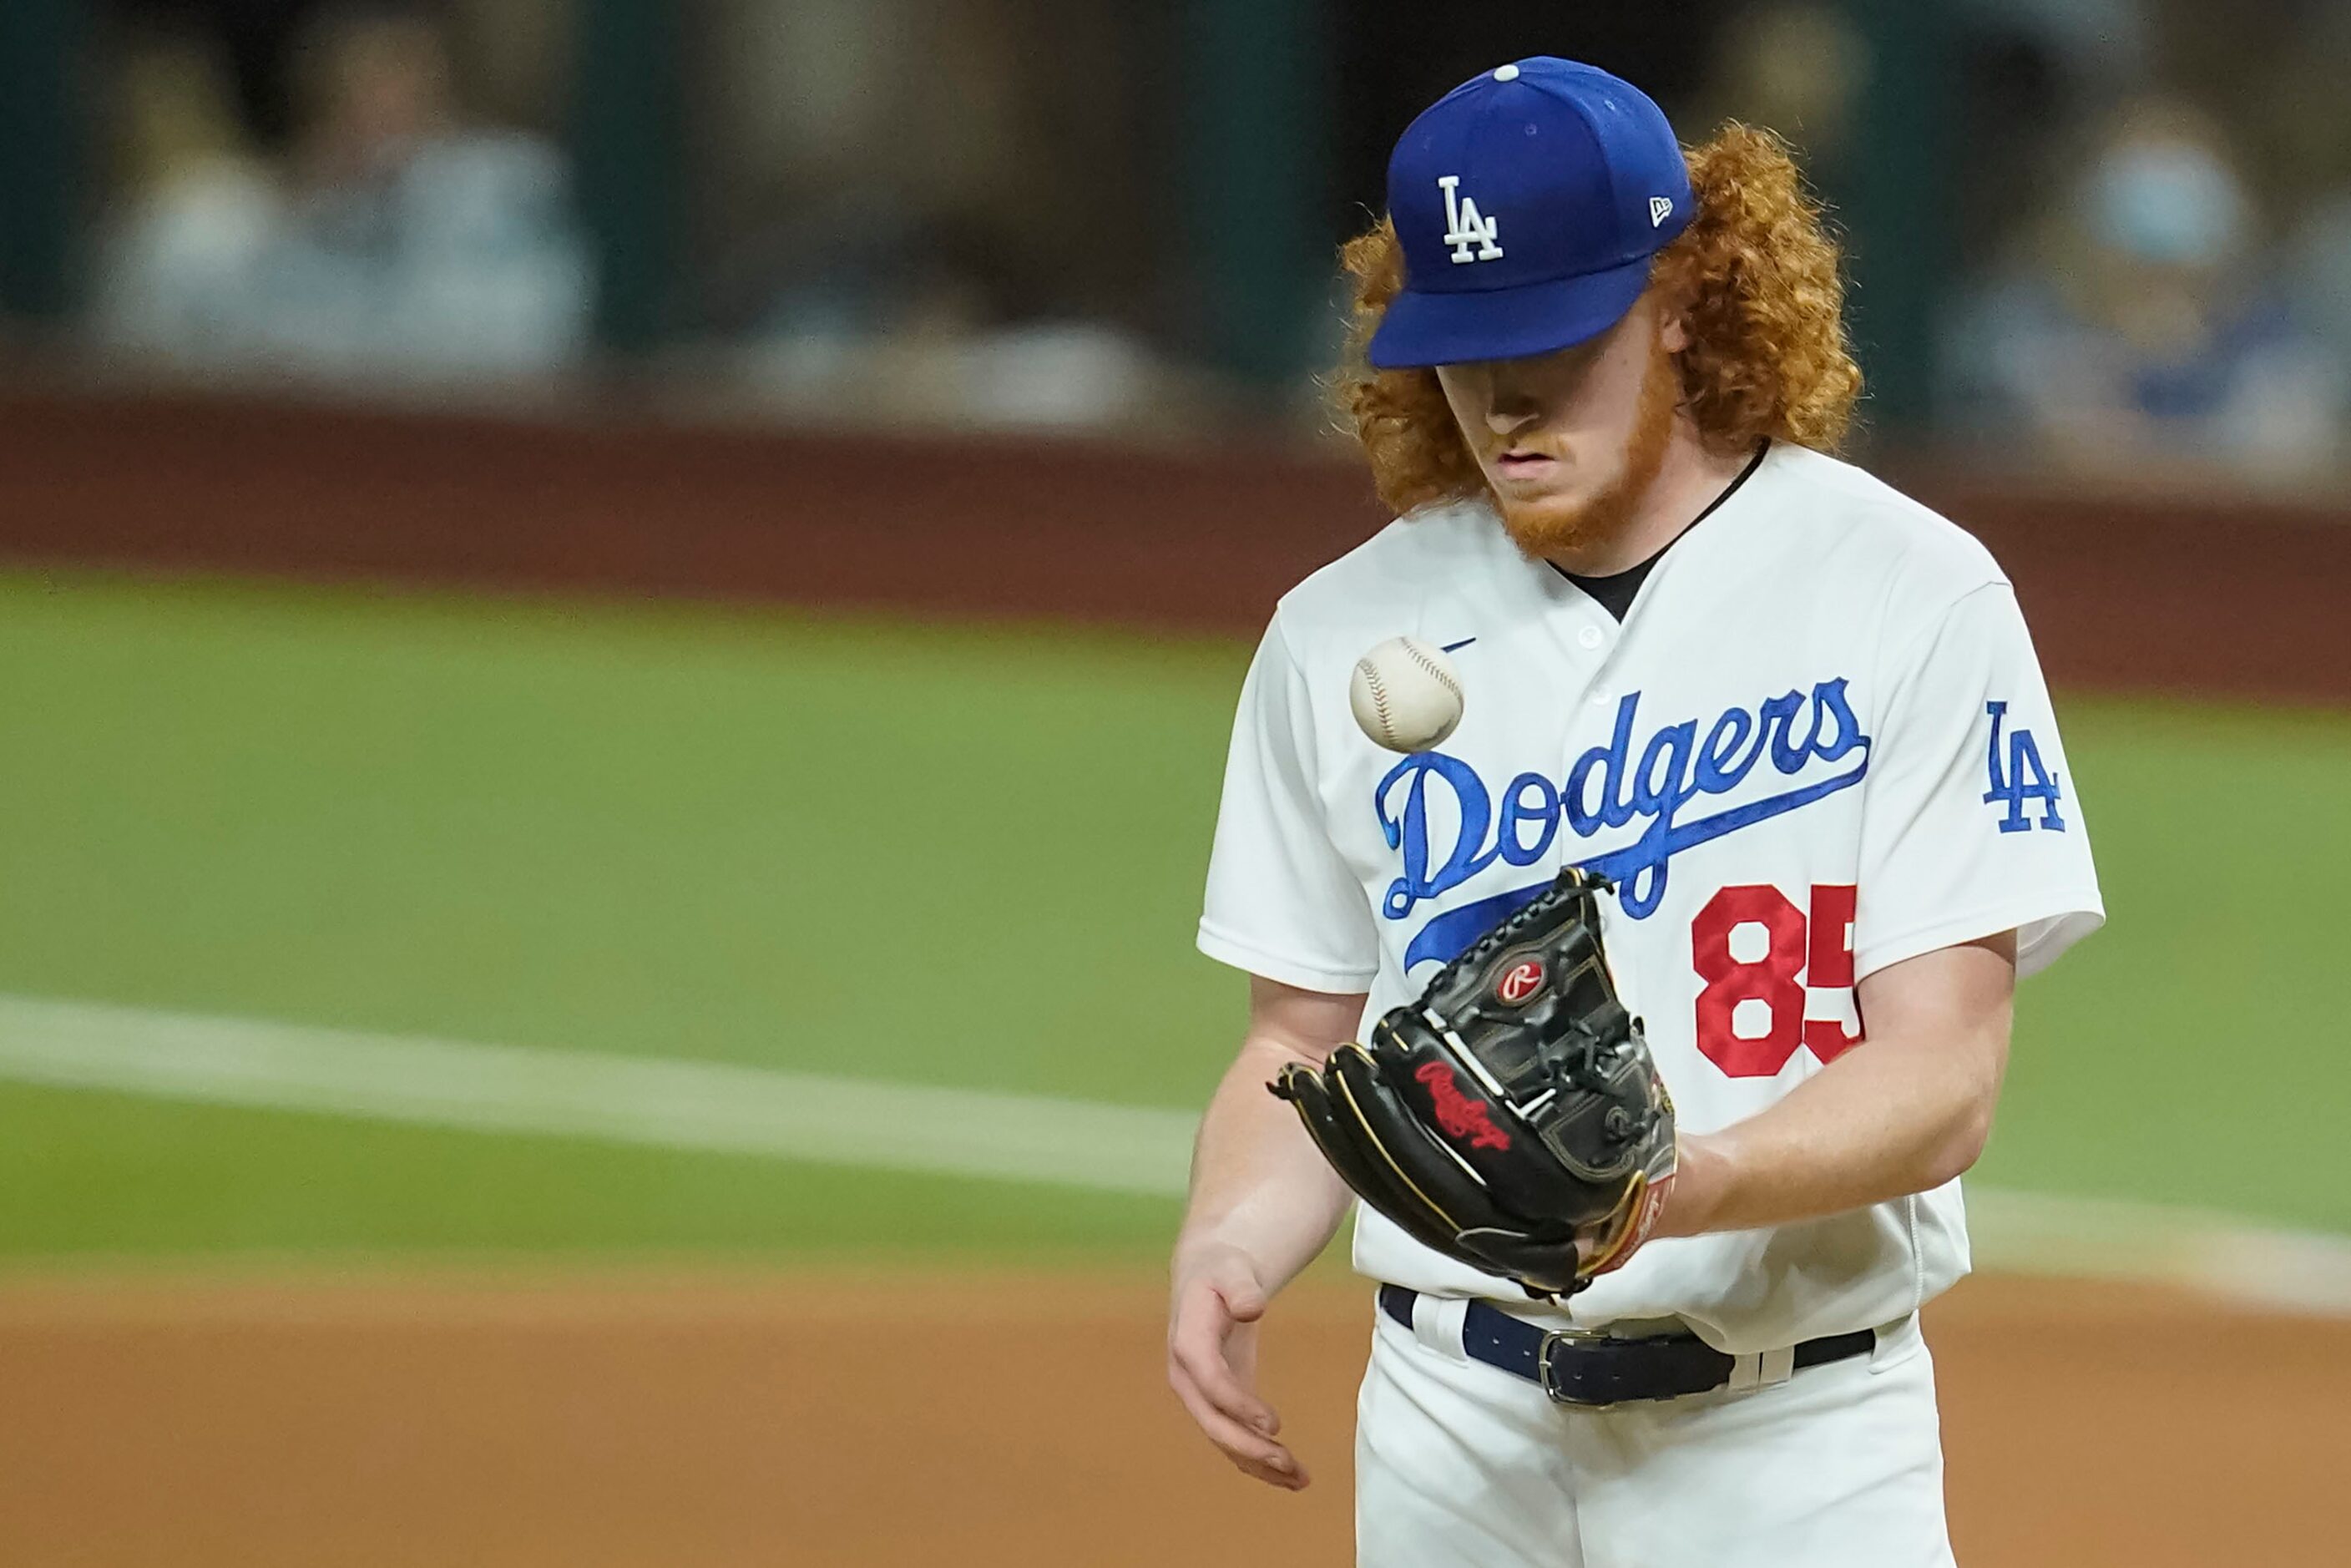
0, 3, 2346, 1565
0, 0, 2345, 467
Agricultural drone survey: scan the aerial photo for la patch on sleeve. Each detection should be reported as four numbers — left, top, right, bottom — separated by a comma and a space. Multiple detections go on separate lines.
1981, 700, 2065, 833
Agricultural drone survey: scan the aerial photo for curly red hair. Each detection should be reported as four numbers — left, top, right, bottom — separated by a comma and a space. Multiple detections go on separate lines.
1336, 124, 1863, 518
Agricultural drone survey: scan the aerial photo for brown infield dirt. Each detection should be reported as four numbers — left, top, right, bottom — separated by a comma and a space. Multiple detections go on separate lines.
1, 1267, 2343, 1566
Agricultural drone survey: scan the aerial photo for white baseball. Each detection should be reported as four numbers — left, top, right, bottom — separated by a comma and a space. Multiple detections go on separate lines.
1350, 636, 1465, 753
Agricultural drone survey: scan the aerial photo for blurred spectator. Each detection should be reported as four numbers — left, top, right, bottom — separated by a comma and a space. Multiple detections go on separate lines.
689, 0, 1174, 432
93, 4, 593, 387
255, 3, 592, 381
1940, 98, 2344, 481
90, 34, 285, 364
711, 193, 1166, 432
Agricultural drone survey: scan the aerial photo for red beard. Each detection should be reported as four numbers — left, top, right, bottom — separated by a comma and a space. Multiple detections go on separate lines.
1494, 334, 1681, 562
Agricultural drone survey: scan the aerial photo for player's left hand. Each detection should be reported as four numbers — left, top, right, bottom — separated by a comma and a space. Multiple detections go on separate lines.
1269, 867, 1677, 1300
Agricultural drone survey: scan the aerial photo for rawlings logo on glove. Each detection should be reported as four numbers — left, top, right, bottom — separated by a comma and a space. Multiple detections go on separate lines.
1272, 867, 1676, 1300
1413, 1062, 1513, 1151
1495, 959, 1545, 1005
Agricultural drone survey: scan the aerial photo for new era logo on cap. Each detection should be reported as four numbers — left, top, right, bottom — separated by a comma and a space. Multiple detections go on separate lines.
1369, 58, 1695, 369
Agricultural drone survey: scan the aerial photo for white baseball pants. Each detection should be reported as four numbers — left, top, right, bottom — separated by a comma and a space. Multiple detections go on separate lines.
1356, 1304, 1957, 1568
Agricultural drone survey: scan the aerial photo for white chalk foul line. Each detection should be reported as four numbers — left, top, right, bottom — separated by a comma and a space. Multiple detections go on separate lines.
1961, 1187, 2351, 1318
0, 994, 1196, 1198
0, 993, 2346, 1314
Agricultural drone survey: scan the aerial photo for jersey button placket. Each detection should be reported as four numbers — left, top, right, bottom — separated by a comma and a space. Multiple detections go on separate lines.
1585, 621, 1618, 703
1581, 622, 1614, 709
1569, 623, 1618, 839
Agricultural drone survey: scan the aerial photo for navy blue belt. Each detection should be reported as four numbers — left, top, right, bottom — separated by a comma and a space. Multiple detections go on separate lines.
1378, 1284, 1877, 1408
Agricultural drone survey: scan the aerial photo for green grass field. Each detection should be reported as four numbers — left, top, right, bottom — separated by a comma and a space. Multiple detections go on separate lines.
3, 570, 2346, 1262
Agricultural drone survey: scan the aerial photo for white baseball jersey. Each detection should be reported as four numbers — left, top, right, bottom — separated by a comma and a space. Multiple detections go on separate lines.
1199, 441, 2103, 1353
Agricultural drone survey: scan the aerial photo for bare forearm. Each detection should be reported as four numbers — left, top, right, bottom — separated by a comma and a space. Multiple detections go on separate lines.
1173, 1039, 1353, 1294
1664, 1035, 1997, 1237
1166, 983, 1361, 1491
1661, 938, 2015, 1240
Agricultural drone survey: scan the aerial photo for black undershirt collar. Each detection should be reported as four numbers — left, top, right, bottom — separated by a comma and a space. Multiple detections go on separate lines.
1551, 440, 1770, 622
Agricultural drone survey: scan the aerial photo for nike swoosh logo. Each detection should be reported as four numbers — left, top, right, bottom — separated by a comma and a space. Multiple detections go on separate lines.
1440, 637, 1477, 653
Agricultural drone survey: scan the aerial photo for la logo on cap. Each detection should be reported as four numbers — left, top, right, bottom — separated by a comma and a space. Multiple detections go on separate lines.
1368, 58, 1695, 368
1437, 175, 1503, 264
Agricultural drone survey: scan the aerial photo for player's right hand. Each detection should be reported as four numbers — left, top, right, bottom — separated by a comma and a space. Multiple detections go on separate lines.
1166, 1243, 1308, 1491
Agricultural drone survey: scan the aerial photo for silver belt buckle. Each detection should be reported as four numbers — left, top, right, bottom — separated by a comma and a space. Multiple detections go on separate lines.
1535, 1326, 1616, 1408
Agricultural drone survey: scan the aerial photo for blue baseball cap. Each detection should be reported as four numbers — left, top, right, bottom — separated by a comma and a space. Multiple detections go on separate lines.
1368, 58, 1694, 369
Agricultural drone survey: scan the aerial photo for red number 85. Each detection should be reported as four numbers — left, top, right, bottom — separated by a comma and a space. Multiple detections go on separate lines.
1690, 884, 1861, 1078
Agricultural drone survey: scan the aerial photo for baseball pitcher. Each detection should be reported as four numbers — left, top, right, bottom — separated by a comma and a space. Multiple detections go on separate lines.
1167, 58, 2103, 1566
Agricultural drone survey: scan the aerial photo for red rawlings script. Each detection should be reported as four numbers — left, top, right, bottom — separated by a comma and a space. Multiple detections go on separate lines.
1413, 1061, 1512, 1151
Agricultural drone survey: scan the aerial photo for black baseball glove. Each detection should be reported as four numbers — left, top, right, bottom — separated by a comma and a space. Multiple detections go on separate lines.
1270, 867, 1676, 1300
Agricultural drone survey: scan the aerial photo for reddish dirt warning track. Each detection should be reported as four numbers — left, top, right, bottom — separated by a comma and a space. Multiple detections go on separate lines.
0, 1268, 2343, 1565
4, 388, 2351, 706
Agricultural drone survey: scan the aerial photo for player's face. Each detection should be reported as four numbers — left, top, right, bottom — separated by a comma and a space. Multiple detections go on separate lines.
1434, 292, 1684, 559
